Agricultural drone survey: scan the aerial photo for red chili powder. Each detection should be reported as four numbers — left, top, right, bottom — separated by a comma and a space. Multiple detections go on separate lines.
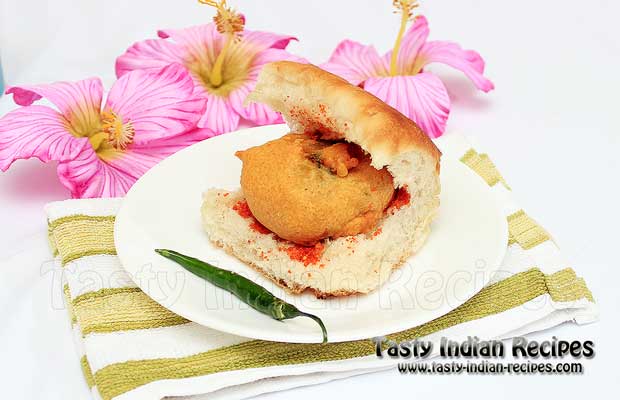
233, 200, 273, 235
250, 220, 271, 234
232, 200, 253, 219
390, 187, 411, 211
284, 242, 325, 267
289, 106, 340, 140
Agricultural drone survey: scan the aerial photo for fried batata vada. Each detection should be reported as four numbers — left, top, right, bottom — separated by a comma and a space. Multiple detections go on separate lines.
236, 133, 394, 245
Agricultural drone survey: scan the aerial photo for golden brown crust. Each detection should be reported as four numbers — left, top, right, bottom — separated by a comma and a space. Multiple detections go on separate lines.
236, 133, 394, 245
247, 61, 441, 171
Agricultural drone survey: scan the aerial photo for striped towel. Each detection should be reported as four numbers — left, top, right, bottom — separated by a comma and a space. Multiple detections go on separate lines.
46, 135, 598, 400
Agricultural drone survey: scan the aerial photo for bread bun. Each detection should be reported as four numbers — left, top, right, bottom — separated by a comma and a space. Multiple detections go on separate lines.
202, 62, 441, 298
247, 61, 441, 187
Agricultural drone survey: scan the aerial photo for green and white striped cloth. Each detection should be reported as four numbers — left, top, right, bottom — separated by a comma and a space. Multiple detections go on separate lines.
46, 135, 597, 400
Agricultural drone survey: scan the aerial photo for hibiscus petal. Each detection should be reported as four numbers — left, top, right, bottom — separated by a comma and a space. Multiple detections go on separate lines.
415, 41, 495, 92
115, 38, 187, 77
103, 127, 214, 178
229, 48, 306, 125
152, 24, 301, 133
5, 78, 103, 112
105, 64, 207, 144
321, 40, 389, 85
240, 30, 297, 52
58, 128, 213, 198
383, 15, 430, 75
198, 93, 240, 134
364, 74, 451, 138
225, 31, 299, 78
6, 78, 103, 138
228, 83, 283, 126
157, 25, 295, 60
148, 29, 242, 133
0, 105, 86, 171
157, 24, 221, 65
57, 145, 135, 198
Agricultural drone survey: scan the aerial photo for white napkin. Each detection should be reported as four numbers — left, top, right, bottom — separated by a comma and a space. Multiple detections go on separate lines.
45, 135, 597, 400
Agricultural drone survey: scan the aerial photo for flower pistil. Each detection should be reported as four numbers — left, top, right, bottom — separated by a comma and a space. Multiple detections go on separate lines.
390, 0, 420, 76
199, 0, 245, 87
100, 110, 135, 150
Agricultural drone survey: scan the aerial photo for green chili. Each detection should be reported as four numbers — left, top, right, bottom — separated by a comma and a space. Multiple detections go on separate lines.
155, 249, 328, 343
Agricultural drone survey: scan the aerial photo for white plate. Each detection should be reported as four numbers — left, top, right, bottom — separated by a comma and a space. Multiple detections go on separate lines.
115, 125, 507, 343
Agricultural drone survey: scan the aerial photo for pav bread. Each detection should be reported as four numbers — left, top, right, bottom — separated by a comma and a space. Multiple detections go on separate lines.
201, 61, 441, 298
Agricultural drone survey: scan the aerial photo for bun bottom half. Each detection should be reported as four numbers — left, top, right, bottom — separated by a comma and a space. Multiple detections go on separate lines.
201, 185, 438, 298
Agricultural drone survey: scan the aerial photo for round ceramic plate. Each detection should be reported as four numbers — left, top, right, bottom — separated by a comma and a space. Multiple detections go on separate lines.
115, 125, 507, 343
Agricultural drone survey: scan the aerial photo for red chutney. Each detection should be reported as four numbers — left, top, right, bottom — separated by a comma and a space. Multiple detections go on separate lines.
284, 242, 325, 267
232, 200, 273, 235
389, 187, 411, 211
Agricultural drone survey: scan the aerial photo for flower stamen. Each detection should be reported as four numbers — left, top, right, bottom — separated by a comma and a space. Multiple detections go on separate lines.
101, 110, 135, 150
390, 0, 420, 76
199, 0, 245, 87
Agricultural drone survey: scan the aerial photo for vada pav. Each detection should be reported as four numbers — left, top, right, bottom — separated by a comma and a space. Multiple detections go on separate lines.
201, 61, 441, 298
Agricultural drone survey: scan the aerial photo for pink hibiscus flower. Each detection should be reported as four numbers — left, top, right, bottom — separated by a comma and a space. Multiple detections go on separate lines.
0, 64, 209, 198
321, 1, 494, 138
116, 0, 304, 135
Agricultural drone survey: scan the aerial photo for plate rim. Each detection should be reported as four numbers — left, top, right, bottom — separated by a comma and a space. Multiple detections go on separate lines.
114, 125, 508, 343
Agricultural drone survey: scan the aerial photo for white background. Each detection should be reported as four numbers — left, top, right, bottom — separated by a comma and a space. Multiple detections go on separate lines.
0, 0, 618, 398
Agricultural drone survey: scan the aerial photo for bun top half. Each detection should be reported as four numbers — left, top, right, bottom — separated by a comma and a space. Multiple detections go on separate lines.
247, 61, 441, 187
